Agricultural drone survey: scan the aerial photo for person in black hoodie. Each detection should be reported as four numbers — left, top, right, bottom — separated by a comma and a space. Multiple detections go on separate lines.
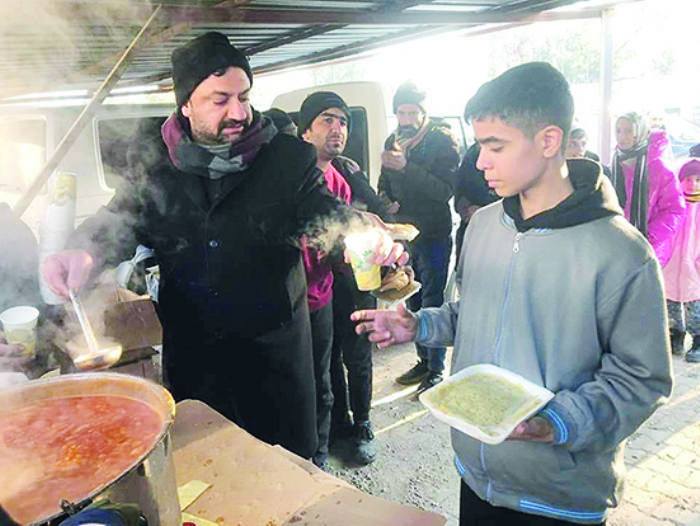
379, 82, 460, 394
453, 142, 498, 270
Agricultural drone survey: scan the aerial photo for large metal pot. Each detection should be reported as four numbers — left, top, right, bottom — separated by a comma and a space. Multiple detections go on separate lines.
0, 373, 180, 525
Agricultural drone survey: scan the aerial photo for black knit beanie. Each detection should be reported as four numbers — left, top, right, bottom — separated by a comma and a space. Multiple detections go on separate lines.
392, 82, 426, 114
171, 32, 253, 107
297, 91, 351, 137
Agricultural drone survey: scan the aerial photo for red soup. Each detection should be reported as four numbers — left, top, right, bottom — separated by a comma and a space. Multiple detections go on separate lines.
0, 394, 163, 524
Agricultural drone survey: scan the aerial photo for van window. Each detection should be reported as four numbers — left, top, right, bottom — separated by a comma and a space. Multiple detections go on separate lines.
0, 117, 46, 192
289, 106, 369, 173
96, 115, 166, 189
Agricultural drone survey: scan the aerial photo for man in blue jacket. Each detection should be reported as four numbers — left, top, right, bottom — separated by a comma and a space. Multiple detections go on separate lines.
352, 62, 672, 525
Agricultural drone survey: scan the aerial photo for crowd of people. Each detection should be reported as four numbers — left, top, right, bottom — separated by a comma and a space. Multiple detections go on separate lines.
1, 30, 698, 526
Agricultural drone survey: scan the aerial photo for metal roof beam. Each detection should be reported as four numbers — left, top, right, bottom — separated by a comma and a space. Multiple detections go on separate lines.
158, 1, 593, 26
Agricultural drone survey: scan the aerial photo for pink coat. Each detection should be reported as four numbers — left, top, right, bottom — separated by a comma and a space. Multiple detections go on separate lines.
663, 199, 700, 302
619, 130, 686, 266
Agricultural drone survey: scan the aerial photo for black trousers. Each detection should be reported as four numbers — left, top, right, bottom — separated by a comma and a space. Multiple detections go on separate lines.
460, 481, 606, 526
330, 269, 375, 425
310, 303, 334, 460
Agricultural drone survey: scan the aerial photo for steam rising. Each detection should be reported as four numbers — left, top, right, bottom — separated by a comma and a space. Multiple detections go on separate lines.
302, 208, 384, 255
0, 0, 154, 99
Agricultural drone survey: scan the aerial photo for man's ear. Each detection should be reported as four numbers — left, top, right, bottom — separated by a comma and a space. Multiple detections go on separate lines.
301, 128, 312, 143
539, 125, 564, 159
181, 101, 192, 118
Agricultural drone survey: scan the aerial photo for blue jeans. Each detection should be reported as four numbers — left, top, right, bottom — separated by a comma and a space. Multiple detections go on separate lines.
408, 236, 452, 373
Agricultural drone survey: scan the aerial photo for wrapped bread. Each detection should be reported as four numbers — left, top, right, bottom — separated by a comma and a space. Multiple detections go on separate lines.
385, 223, 419, 242
373, 266, 421, 304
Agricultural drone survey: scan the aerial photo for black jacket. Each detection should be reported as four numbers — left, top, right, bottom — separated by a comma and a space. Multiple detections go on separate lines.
332, 156, 394, 222
378, 119, 460, 239
72, 126, 343, 458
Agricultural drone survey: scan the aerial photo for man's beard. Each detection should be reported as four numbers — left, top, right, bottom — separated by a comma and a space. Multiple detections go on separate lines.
397, 125, 419, 139
192, 117, 251, 146
323, 134, 346, 159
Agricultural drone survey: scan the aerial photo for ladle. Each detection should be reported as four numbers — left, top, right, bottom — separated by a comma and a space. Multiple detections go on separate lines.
68, 290, 123, 371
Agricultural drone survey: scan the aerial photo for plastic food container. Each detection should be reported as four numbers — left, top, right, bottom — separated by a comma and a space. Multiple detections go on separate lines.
419, 363, 554, 444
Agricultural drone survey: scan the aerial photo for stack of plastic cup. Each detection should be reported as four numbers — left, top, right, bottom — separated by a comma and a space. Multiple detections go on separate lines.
38, 171, 76, 305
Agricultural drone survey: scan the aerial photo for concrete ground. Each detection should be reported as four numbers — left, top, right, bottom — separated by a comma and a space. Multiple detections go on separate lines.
328, 342, 700, 525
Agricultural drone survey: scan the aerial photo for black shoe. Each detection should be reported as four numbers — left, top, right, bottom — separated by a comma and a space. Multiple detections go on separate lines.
416, 371, 443, 396
670, 329, 686, 355
686, 336, 700, 363
353, 421, 376, 465
686, 349, 700, 363
329, 420, 354, 446
396, 360, 429, 386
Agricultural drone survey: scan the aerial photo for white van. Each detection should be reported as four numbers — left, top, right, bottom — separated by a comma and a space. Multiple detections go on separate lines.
0, 102, 173, 234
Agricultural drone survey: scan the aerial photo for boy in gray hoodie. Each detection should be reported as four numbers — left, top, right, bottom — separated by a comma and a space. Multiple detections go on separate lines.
352, 62, 672, 525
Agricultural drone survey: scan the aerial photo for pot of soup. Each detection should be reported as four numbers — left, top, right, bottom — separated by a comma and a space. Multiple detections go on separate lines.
0, 373, 180, 525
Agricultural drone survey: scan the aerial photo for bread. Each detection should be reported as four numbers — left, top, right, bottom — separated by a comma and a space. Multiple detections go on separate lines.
378, 269, 410, 292
385, 223, 419, 242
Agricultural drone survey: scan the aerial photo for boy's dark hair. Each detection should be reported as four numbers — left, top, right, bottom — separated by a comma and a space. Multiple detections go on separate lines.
464, 62, 574, 151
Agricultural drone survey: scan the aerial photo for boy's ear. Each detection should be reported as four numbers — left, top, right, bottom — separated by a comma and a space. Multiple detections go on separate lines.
539, 125, 564, 159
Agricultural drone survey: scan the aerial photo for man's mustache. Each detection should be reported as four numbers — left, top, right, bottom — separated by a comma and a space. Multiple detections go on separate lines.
219, 119, 248, 132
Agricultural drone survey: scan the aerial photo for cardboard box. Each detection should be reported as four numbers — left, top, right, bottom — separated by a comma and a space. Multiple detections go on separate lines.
172, 400, 447, 526
50, 287, 161, 381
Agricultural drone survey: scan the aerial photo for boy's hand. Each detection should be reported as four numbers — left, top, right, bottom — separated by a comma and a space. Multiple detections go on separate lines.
507, 416, 554, 443
351, 304, 417, 349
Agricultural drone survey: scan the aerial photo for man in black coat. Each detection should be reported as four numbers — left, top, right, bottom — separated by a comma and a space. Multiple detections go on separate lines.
379, 82, 460, 394
43, 32, 407, 460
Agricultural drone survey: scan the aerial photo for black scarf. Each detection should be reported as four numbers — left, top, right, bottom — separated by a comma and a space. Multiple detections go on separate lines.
611, 139, 649, 236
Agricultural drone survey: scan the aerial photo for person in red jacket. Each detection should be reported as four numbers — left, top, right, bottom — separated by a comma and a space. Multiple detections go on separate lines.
298, 92, 354, 468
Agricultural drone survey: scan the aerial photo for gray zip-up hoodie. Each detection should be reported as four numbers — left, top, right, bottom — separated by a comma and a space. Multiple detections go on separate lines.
416, 159, 673, 523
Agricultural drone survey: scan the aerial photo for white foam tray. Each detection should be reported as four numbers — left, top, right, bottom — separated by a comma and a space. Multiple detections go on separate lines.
419, 363, 554, 445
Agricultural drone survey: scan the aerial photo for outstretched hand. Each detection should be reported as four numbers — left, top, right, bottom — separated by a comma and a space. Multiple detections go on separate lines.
351, 304, 418, 349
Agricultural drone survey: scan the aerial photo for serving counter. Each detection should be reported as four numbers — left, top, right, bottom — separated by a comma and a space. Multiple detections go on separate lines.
172, 400, 446, 526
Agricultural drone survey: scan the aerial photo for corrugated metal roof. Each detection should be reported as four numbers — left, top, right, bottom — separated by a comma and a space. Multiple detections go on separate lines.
0, 0, 631, 100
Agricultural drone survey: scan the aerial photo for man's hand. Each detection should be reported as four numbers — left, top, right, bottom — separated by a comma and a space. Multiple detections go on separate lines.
381, 149, 407, 171
347, 214, 410, 268
507, 416, 555, 443
0, 333, 31, 370
42, 250, 94, 298
351, 304, 418, 349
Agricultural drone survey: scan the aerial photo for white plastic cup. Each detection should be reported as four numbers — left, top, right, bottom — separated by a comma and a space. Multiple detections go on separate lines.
0, 306, 40, 358
343, 230, 385, 291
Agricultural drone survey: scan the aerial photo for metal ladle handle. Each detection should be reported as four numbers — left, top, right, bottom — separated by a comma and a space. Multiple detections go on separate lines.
68, 289, 100, 354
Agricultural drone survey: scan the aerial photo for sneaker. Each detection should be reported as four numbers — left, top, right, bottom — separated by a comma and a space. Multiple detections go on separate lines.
312, 453, 328, 470
416, 371, 443, 396
396, 360, 429, 386
670, 329, 686, 355
686, 349, 700, 363
353, 421, 376, 465
686, 337, 700, 363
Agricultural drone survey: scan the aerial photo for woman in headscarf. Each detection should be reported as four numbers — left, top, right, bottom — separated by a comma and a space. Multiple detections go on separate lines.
611, 112, 686, 266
